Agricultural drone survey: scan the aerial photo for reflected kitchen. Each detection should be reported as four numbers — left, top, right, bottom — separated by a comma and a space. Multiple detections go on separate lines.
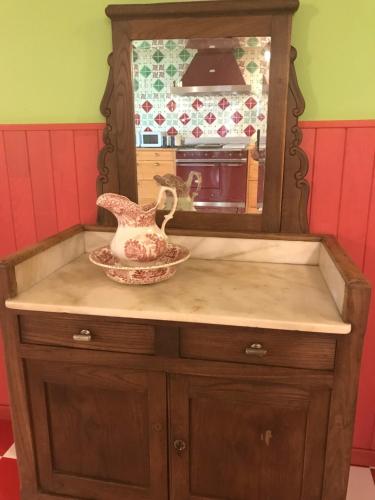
132, 37, 270, 214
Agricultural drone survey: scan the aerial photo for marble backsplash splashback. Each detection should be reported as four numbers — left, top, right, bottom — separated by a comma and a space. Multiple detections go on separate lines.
132, 37, 271, 141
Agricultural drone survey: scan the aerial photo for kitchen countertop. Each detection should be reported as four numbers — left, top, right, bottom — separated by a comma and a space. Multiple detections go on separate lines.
6, 253, 351, 334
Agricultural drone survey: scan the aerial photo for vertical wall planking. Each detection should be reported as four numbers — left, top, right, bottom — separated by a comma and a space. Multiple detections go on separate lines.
74, 129, 100, 225
50, 130, 81, 231
353, 160, 375, 453
309, 128, 346, 235
2, 131, 37, 249
337, 128, 375, 269
0, 132, 17, 257
26, 131, 58, 240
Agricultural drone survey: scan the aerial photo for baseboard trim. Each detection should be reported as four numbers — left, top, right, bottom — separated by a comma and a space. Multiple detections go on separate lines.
0, 405, 11, 420
351, 448, 375, 467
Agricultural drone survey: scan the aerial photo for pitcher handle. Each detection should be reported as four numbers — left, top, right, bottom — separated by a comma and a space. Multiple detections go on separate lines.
190, 171, 202, 199
156, 186, 178, 235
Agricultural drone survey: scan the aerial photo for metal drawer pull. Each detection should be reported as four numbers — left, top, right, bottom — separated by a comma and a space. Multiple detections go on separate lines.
73, 329, 92, 342
245, 343, 268, 357
154, 162, 160, 166
173, 439, 187, 452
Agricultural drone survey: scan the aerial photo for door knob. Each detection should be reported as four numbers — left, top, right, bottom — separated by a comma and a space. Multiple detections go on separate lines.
173, 439, 187, 452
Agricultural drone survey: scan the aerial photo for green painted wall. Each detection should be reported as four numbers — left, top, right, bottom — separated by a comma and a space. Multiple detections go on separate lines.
0, 0, 374, 123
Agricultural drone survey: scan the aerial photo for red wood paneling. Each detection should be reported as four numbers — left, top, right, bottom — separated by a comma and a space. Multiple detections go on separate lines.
26, 131, 58, 240
309, 128, 346, 235
337, 128, 375, 268
50, 130, 81, 231
0, 132, 17, 257
74, 130, 100, 225
0, 120, 374, 465
2, 131, 37, 249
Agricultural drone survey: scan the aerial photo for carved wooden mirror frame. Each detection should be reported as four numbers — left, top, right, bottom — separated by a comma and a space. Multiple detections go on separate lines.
97, 0, 309, 233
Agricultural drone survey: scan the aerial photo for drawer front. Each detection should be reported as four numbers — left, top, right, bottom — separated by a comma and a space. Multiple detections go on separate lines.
19, 316, 155, 355
138, 179, 164, 205
137, 149, 175, 162
137, 160, 175, 180
180, 326, 336, 370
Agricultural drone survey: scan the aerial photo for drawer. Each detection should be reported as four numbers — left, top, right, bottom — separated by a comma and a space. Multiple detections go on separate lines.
180, 326, 336, 370
19, 315, 155, 355
137, 149, 175, 162
137, 160, 175, 179
138, 179, 163, 205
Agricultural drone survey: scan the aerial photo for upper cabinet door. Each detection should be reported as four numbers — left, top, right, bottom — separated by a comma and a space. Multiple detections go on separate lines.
26, 358, 168, 500
169, 374, 331, 500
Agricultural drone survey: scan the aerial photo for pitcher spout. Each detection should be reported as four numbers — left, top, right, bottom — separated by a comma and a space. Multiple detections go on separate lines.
97, 193, 140, 221
97, 192, 159, 227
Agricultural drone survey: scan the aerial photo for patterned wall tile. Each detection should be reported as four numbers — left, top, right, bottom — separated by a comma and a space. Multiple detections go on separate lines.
132, 37, 270, 141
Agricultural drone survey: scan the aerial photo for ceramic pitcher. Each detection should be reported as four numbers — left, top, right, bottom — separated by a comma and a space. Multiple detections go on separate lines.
153, 171, 202, 211
96, 187, 178, 263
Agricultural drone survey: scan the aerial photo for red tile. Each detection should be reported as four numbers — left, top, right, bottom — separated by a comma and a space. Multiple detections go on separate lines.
141, 100, 153, 112
0, 458, 20, 500
179, 113, 190, 125
154, 113, 165, 125
0, 420, 13, 456
192, 127, 203, 138
166, 100, 176, 111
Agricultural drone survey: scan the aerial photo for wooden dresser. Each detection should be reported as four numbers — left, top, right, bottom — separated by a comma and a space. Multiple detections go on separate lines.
136, 148, 176, 205
0, 226, 371, 500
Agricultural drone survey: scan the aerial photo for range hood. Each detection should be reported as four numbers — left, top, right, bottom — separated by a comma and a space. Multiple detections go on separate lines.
171, 38, 251, 96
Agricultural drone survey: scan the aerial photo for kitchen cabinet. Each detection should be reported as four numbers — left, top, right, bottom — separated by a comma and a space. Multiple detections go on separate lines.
136, 148, 176, 205
246, 144, 260, 213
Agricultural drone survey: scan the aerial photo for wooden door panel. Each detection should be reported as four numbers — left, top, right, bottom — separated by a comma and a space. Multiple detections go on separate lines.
47, 383, 150, 485
26, 359, 168, 500
169, 375, 331, 500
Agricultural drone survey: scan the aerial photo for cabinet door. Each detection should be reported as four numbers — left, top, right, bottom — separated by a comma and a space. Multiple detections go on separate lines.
169, 374, 331, 500
26, 358, 167, 500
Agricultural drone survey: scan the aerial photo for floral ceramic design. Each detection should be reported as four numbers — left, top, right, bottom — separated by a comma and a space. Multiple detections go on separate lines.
96, 187, 178, 263
105, 267, 176, 285
89, 243, 190, 285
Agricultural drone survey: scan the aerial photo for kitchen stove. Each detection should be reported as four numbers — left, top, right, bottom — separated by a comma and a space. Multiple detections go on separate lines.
176, 143, 248, 212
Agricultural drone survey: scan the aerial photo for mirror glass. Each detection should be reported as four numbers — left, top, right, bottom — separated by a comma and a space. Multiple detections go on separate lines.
131, 37, 271, 214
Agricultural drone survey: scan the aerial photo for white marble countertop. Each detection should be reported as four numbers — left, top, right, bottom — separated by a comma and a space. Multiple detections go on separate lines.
6, 254, 351, 334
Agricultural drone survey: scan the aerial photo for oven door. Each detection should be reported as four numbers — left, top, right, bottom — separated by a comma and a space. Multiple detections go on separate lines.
176, 162, 247, 212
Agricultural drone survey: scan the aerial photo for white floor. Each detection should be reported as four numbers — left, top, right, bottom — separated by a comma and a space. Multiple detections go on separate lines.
347, 467, 375, 500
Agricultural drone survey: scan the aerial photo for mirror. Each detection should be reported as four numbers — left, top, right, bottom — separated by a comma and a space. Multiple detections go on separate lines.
99, 0, 309, 233
131, 37, 271, 214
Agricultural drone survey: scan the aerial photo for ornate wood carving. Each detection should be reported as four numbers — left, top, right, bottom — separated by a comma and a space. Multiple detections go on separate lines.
97, 53, 118, 225
281, 46, 310, 233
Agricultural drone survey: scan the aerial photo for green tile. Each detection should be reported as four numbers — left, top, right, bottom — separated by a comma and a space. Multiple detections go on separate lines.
133, 78, 139, 91
166, 64, 177, 77
153, 79, 164, 91
247, 37, 258, 47
153, 49, 164, 63
179, 49, 191, 62
234, 47, 245, 59
140, 40, 151, 49
140, 65, 151, 78
165, 40, 177, 50
246, 61, 258, 73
